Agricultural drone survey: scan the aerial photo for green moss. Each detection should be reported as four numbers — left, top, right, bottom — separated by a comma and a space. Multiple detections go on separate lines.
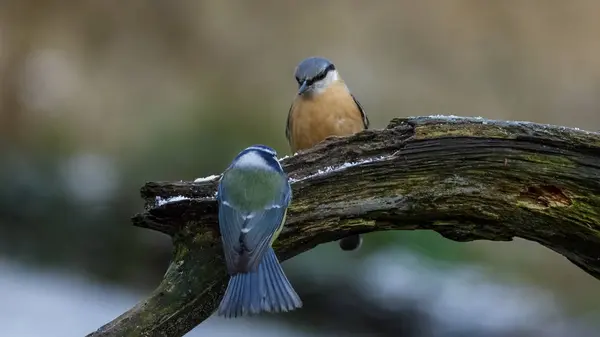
174, 244, 189, 261
414, 124, 512, 139
477, 209, 501, 220
564, 130, 600, 148
343, 218, 376, 228
515, 199, 548, 211
569, 197, 600, 237
522, 154, 575, 167
191, 231, 214, 244
288, 203, 313, 213
570, 196, 600, 214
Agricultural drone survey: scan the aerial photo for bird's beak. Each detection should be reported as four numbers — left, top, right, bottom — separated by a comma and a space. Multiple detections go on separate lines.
297, 80, 309, 95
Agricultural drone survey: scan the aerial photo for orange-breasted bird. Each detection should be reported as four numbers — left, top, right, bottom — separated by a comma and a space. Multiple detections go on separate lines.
285, 56, 369, 251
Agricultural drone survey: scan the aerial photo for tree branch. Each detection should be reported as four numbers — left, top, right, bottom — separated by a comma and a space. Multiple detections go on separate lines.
87, 116, 600, 337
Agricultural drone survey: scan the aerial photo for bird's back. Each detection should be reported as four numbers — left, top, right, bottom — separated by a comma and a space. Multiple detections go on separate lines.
288, 81, 366, 152
221, 167, 287, 211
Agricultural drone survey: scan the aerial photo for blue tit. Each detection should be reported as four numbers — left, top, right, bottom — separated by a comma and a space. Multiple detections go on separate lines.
216, 144, 302, 318
285, 56, 369, 251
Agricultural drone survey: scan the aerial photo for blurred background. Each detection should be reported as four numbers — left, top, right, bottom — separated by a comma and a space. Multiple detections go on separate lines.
1, 1, 600, 336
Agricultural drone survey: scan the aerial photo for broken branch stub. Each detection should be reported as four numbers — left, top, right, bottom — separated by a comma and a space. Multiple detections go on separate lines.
87, 116, 600, 337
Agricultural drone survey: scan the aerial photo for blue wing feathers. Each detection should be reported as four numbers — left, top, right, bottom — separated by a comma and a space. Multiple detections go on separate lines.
242, 206, 287, 271
217, 202, 245, 274
218, 191, 288, 274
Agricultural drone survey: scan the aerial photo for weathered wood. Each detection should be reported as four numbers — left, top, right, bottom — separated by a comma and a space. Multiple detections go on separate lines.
87, 116, 600, 337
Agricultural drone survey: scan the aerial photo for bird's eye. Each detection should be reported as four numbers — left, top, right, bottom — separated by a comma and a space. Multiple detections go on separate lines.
295, 76, 301, 83
312, 71, 327, 82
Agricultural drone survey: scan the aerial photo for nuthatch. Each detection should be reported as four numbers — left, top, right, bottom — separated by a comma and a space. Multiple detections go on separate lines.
285, 56, 369, 252
216, 144, 302, 318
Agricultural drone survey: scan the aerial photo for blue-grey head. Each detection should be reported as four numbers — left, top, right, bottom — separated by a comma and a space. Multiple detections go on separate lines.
294, 56, 340, 96
229, 144, 283, 173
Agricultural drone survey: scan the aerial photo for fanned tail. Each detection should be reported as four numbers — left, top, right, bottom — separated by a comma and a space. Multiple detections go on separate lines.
217, 248, 302, 318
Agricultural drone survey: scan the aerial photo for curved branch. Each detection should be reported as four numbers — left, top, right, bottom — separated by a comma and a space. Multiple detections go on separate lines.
87, 116, 600, 337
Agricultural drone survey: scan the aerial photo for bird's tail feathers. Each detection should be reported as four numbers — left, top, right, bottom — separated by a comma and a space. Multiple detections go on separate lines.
217, 248, 302, 318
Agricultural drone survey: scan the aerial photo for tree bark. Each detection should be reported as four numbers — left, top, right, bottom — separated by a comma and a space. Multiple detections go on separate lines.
87, 116, 600, 337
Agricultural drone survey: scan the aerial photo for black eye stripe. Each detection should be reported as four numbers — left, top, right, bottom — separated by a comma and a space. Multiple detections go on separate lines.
308, 64, 335, 85
313, 72, 327, 81
297, 63, 336, 86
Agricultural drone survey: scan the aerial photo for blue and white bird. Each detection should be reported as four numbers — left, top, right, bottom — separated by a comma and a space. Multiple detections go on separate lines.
216, 144, 302, 318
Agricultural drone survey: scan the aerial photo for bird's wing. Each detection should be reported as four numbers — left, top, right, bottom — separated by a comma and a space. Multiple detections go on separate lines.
218, 187, 290, 274
217, 199, 245, 274
240, 203, 288, 271
285, 102, 294, 144
351, 94, 370, 129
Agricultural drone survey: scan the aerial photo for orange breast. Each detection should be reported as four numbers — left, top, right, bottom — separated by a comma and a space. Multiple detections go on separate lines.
288, 83, 365, 153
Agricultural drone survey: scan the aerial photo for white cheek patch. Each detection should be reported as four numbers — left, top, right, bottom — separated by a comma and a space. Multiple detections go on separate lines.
328, 70, 340, 82
313, 70, 342, 94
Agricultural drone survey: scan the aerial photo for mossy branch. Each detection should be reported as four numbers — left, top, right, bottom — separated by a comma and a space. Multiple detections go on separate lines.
87, 116, 600, 337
